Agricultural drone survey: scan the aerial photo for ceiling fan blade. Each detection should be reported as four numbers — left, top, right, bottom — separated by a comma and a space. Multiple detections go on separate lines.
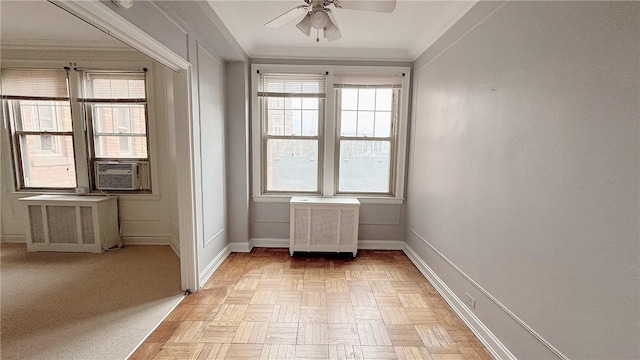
296, 14, 312, 36
326, 28, 342, 41
334, 0, 396, 13
324, 10, 341, 41
265, 5, 309, 28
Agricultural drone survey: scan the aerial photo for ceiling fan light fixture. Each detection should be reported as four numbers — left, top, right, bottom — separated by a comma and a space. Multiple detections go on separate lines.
310, 10, 328, 29
323, 18, 339, 38
296, 14, 312, 36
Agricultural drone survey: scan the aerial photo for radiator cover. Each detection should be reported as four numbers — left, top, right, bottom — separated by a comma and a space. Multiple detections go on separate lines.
19, 195, 120, 253
289, 197, 360, 256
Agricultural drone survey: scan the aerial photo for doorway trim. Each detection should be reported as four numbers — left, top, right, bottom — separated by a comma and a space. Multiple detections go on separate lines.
50, 0, 199, 292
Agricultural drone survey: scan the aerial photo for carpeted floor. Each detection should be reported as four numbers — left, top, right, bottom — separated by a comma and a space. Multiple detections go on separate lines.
0, 244, 184, 360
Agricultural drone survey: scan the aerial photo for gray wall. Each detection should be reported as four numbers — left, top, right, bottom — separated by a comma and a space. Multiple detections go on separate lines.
408, 1, 639, 358
225, 61, 250, 245
249, 59, 411, 244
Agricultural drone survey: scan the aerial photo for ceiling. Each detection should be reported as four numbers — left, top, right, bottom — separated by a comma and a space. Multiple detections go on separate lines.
0, 0, 125, 49
207, 0, 477, 61
0, 0, 476, 62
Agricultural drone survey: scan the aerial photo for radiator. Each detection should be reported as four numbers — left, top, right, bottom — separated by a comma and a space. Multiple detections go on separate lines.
289, 197, 360, 256
19, 195, 120, 253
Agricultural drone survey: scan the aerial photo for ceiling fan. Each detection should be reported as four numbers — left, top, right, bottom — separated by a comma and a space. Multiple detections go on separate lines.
265, 0, 397, 42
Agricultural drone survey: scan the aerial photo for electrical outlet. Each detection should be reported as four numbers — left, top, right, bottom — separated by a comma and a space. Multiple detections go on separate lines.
465, 293, 476, 309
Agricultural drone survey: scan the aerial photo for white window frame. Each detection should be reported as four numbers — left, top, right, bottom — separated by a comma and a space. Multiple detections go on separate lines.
251, 64, 410, 204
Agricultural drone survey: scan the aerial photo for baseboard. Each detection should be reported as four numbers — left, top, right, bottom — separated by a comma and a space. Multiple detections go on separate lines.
251, 238, 287, 249
168, 238, 180, 257
122, 235, 171, 246
1, 235, 26, 244
403, 242, 516, 360
229, 240, 253, 253
247, 238, 405, 251
358, 240, 404, 250
198, 244, 231, 287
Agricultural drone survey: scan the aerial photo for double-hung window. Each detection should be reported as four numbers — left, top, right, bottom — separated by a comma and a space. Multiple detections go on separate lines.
81, 71, 149, 160
2, 68, 76, 189
252, 65, 410, 201
258, 73, 325, 193
334, 75, 401, 194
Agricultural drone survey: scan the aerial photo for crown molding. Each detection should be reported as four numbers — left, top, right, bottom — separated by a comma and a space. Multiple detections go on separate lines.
0, 38, 130, 52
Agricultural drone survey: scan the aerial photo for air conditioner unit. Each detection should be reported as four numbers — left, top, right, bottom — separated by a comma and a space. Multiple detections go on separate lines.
95, 161, 143, 190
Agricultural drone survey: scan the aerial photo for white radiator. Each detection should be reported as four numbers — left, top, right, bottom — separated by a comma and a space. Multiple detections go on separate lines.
19, 195, 120, 253
289, 197, 360, 256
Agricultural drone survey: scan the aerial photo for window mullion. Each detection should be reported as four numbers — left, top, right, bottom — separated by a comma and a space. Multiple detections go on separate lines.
324, 74, 336, 197
68, 70, 89, 190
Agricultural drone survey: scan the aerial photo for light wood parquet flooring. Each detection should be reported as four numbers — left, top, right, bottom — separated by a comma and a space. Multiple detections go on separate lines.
130, 249, 492, 360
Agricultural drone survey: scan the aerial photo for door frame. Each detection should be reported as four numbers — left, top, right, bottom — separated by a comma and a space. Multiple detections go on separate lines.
50, 0, 199, 291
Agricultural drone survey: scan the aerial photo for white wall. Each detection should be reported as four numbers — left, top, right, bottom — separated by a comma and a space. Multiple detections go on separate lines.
0, 48, 177, 249
408, 1, 639, 358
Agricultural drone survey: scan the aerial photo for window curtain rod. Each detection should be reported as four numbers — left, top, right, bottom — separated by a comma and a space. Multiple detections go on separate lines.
72, 67, 147, 73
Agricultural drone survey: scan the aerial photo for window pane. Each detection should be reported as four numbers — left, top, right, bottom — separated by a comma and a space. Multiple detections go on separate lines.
302, 98, 318, 109
339, 140, 390, 193
358, 89, 376, 110
374, 111, 392, 137
268, 97, 283, 109
94, 136, 147, 158
375, 89, 393, 111
341, 89, 358, 111
341, 111, 357, 136
267, 96, 320, 136
266, 139, 318, 192
301, 110, 318, 136
19, 135, 76, 188
17, 101, 72, 132
288, 97, 302, 109
290, 110, 301, 136
267, 109, 285, 135
93, 104, 146, 135
357, 111, 375, 137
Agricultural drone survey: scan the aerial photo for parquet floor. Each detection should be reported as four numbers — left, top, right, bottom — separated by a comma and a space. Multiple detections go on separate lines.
130, 249, 492, 360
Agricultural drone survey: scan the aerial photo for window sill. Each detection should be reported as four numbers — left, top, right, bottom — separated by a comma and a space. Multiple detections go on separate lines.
10, 190, 160, 201
252, 195, 404, 205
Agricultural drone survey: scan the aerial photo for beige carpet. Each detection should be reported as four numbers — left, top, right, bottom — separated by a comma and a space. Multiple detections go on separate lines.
0, 244, 184, 360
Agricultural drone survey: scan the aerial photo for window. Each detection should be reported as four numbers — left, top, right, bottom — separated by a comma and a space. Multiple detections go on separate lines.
81, 71, 149, 160
252, 65, 410, 201
2, 66, 153, 192
335, 76, 402, 194
2, 69, 76, 189
258, 74, 325, 193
